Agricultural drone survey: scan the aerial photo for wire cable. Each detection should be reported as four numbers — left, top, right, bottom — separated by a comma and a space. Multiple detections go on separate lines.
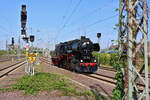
86, 14, 118, 27
67, 14, 118, 35
57, 0, 73, 30
58, 14, 118, 41
0, 25, 10, 35
55, 0, 83, 44
65, 7, 102, 28
58, 0, 83, 32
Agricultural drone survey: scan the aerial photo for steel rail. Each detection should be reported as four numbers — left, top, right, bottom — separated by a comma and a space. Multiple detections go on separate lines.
0, 59, 25, 71
40, 57, 150, 95
0, 59, 10, 62
99, 66, 150, 78
0, 61, 26, 78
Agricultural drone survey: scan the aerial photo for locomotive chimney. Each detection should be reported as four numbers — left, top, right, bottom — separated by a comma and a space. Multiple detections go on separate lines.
81, 36, 86, 39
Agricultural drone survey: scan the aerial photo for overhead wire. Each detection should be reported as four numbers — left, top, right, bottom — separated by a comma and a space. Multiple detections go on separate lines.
55, 0, 83, 44
60, 1, 118, 30
66, 14, 118, 36
58, 0, 83, 32
57, 0, 73, 31
0, 15, 12, 35
57, 2, 118, 38
86, 14, 118, 28
61, 14, 118, 41
55, 1, 118, 43
0, 25, 10, 35
65, 7, 102, 28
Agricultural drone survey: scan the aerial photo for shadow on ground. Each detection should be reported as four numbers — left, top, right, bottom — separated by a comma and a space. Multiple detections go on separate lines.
90, 85, 112, 100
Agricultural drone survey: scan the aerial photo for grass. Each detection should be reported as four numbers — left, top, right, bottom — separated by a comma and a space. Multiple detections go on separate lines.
93, 52, 150, 72
100, 64, 113, 68
0, 50, 7, 57
0, 72, 94, 99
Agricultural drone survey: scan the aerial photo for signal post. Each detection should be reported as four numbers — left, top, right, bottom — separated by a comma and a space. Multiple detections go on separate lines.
21, 5, 36, 75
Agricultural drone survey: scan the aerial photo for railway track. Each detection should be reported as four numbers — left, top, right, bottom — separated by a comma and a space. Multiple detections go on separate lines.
99, 66, 116, 72
0, 60, 26, 78
40, 57, 150, 94
0, 56, 26, 63
84, 72, 150, 87
84, 73, 150, 96
0, 59, 10, 62
99, 66, 150, 78
39, 57, 51, 64
83, 73, 116, 85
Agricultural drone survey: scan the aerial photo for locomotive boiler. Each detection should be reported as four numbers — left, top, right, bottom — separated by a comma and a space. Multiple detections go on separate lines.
51, 36, 100, 73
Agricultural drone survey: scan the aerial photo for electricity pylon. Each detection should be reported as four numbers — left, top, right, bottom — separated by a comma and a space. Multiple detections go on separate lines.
118, 0, 149, 99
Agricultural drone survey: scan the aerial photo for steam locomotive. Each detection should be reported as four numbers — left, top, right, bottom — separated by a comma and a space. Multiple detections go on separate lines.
51, 36, 100, 73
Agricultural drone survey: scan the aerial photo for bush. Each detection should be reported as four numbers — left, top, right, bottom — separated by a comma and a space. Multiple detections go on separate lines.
93, 52, 127, 69
110, 53, 118, 66
93, 52, 111, 66
93, 52, 118, 66
93, 52, 127, 99
0, 50, 7, 56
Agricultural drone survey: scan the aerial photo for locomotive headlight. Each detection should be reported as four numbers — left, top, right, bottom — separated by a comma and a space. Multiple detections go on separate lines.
94, 60, 96, 62
80, 60, 83, 62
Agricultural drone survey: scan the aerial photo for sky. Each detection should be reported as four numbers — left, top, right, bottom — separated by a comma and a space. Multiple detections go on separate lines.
0, 0, 150, 50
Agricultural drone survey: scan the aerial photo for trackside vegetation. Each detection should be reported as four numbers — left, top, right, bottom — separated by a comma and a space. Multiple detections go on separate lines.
0, 50, 7, 56
93, 51, 150, 99
0, 72, 96, 99
92, 52, 120, 68
93, 51, 150, 71
93, 52, 126, 100
0, 50, 26, 57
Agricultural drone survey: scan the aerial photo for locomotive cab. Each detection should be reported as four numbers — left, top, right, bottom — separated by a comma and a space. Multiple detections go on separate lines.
93, 43, 100, 51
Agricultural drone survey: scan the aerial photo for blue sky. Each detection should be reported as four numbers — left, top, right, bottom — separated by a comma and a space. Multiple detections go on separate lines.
0, 0, 150, 50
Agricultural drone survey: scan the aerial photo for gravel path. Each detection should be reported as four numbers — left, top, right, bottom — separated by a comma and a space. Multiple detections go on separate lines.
39, 60, 113, 99
0, 60, 88, 100
0, 91, 86, 100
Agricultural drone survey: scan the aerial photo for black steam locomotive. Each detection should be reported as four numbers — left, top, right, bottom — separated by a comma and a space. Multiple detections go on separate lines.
51, 36, 100, 73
